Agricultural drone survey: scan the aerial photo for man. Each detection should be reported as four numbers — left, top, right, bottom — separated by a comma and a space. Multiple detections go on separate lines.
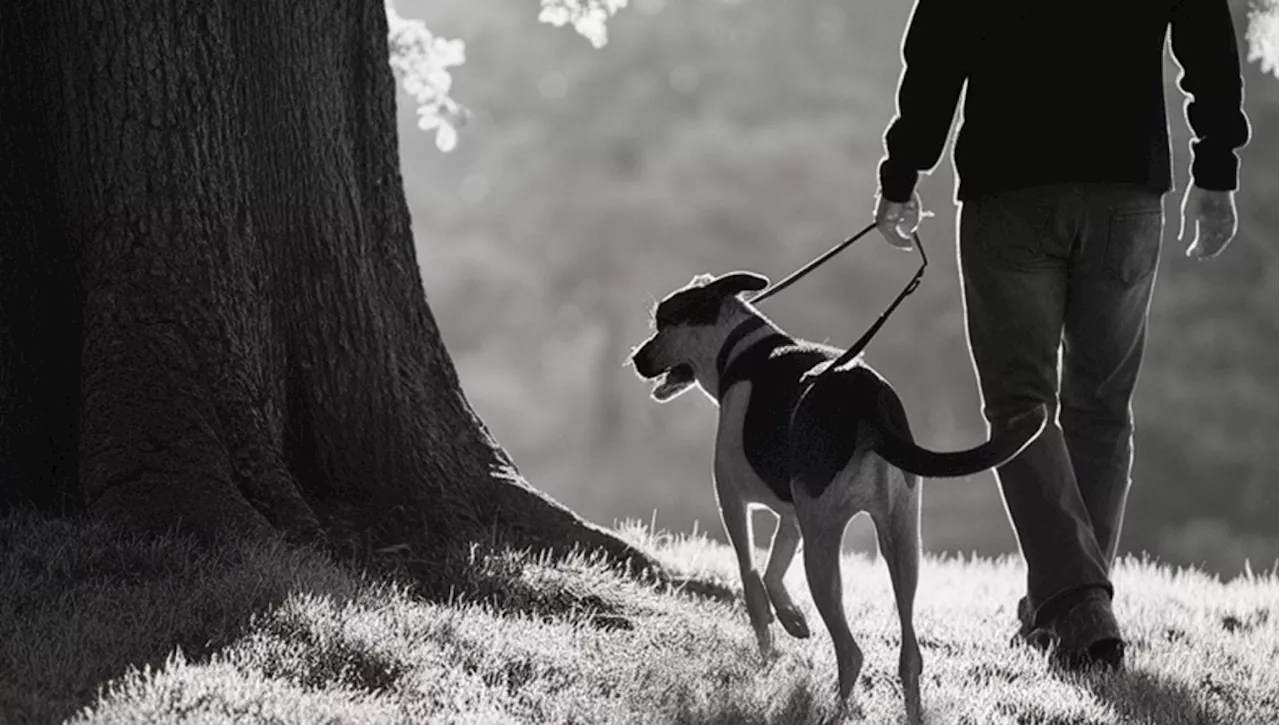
872, 0, 1251, 670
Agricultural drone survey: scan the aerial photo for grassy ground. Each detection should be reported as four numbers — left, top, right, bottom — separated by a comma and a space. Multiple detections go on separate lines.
0, 510, 1275, 725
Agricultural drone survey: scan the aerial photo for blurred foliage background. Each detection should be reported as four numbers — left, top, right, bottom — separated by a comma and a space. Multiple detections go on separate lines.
393, 0, 1277, 579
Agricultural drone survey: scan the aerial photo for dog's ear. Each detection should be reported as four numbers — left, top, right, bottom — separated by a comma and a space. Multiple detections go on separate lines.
655, 271, 768, 328
705, 271, 769, 299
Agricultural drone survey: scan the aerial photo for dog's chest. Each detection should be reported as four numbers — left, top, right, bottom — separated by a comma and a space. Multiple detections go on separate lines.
718, 344, 841, 503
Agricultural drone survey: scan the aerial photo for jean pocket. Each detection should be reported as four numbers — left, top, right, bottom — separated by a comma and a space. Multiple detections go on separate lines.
1105, 208, 1163, 285
973, 195, 1055, 270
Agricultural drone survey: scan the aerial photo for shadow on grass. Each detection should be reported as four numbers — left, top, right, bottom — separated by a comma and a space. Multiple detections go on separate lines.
0, 509, 383, 723
393, 534, 740, 633
0, 509, 740, 723
1078, 667, 1244, 725
668, 679, 836, 725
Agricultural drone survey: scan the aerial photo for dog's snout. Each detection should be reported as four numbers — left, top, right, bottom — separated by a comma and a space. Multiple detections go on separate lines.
630, 340, 659, 377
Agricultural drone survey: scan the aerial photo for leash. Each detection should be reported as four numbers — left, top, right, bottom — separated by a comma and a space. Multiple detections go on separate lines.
747, 220, 929, 373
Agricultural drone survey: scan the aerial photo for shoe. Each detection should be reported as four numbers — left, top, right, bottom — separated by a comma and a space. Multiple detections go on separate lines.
1047, 591, 1125, 673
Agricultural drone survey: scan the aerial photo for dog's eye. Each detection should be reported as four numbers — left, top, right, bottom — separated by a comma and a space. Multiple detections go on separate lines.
655, 300, 686, 328
656, 293, 703, 328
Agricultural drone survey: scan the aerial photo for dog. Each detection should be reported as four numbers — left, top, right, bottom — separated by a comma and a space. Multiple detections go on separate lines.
629, 270, 1047, 718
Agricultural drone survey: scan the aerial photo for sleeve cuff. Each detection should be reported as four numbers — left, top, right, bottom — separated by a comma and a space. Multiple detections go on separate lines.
878, 158, 919, 204
1189, 147, 1241, 192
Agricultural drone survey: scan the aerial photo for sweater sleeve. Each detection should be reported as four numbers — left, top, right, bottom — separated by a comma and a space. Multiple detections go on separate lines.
877, 0, 968, 204
1170, 0, 1251, 191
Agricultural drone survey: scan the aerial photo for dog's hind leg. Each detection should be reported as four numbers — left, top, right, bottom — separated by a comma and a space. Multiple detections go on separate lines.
794, 484, 862, 701
764, 514, 811, 639
715, 466, 775, 659
872, 468, 924, 723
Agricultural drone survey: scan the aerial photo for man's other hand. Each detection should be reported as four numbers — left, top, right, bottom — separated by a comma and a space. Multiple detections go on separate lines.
1180, 185, 1238, 260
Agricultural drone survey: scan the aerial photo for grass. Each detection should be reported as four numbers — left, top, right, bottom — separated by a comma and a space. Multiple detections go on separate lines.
0, 510, 1275, 725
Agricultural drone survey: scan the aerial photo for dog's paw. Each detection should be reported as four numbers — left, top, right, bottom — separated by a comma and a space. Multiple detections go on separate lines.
837, 697, 866, 721
756, 629, 779, 662
777, 606, 811, 639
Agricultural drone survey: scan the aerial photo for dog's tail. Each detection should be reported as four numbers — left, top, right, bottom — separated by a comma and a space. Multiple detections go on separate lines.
873, 404, 1048, 479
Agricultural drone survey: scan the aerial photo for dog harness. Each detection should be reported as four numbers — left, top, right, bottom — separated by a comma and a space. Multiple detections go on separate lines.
716, 319, 837, 503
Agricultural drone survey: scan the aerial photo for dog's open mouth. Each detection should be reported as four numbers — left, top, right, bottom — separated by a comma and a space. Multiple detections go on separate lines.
652, 364, 695, 401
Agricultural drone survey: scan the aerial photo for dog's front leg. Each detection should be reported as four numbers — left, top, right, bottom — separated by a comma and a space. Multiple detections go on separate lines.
765, 515, 810, 639
714, 462, 775, 660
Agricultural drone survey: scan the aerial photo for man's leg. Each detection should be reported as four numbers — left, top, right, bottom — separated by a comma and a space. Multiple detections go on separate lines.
1061, 184, 1163, 571
957, 185, 1113, 634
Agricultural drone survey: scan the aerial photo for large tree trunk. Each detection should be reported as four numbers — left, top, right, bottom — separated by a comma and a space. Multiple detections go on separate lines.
0, 0, 663, 578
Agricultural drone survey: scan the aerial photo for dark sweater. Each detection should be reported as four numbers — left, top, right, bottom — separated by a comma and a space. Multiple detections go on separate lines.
877, 0, 1252, 202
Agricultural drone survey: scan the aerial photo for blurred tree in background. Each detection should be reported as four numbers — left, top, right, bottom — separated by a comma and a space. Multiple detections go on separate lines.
396, 0, 1277, 578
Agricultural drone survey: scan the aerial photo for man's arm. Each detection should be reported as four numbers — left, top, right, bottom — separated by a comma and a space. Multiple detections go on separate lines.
1170, 0, 1251, 192
877, 0, 968, 204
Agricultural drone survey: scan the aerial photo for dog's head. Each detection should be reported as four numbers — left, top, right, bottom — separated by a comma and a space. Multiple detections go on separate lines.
629, 271, 769, 402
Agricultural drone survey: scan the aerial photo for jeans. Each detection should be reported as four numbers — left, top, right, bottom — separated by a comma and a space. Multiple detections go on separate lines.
957, 182, 1163, 629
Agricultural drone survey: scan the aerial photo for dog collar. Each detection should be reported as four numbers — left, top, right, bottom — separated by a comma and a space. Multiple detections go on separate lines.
716, 327, 795, 401
714, 317, 769, 379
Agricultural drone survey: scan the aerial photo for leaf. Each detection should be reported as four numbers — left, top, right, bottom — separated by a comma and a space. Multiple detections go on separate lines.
1246, 0, 1279, 78
435, 122, 459, 152
417, 112, 443, 131
538, 5, 572, 26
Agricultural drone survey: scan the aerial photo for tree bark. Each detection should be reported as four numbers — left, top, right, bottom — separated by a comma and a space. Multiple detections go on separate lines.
0, 0, 663, 578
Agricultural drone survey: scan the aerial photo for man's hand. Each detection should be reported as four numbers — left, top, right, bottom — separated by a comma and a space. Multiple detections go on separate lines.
1179, 185, 1238, 260
874, 191, 931, 251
